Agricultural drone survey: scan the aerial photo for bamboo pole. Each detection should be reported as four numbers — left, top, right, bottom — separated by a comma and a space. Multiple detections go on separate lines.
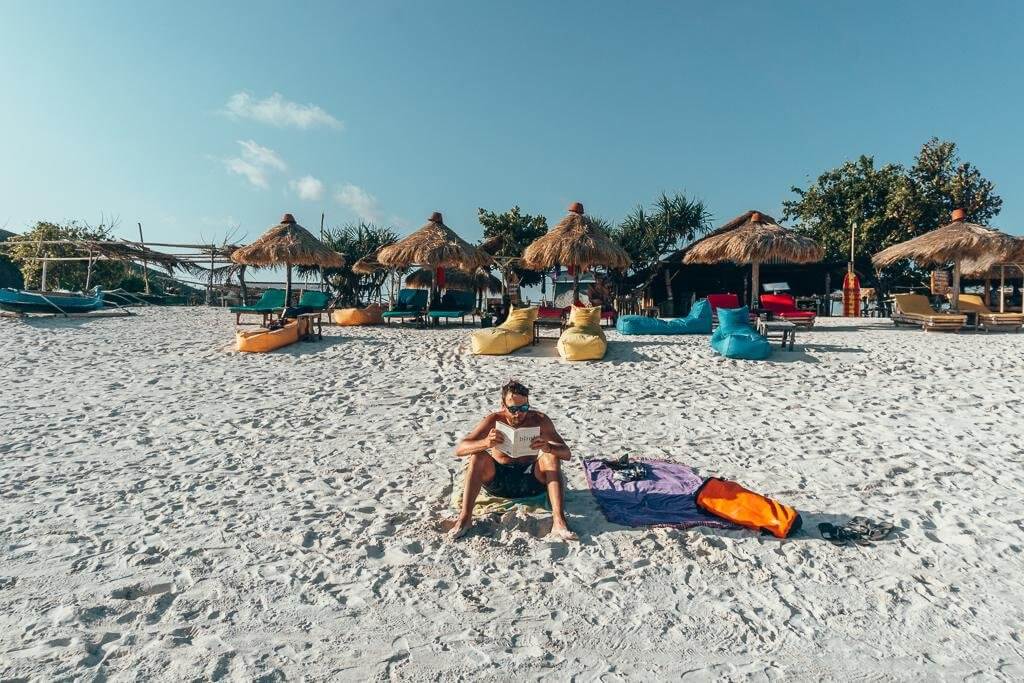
1000, 266, 1006, 313
137, 222, 150, 294
951, 260, 961, 312
85, 250, 94, 290
750, 261, 761, 309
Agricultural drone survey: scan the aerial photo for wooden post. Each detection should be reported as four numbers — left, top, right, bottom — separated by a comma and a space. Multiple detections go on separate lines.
285, 261, 293, 307
85, 250, 94, 290
41, 259, 49, 292
319, 212, 326, 292
750, 261, 761, 309
137, 222, 150, 294
951, 260, 961, 312
1000, 266, 1006, 313
205, 245, 215, 305
984, 278, 992, 307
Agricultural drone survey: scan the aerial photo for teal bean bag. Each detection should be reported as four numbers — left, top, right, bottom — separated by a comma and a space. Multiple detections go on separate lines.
616, 299, 712, 335
710, 306, 771, 360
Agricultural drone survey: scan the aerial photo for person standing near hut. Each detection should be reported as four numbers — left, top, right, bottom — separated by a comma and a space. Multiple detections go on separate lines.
450, 380, 577, 542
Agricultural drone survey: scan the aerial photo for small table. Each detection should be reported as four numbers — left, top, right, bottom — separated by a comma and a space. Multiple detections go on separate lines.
757, 319, 796, 350
296, 312, 324, 341
533, 318, 565, 344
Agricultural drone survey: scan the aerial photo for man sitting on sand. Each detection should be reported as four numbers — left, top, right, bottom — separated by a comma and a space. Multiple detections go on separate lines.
449, 380, 577, 541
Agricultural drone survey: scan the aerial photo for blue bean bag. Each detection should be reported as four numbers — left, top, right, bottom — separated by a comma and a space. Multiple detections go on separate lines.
616, 299, 712, 335
710, 306, 771, 360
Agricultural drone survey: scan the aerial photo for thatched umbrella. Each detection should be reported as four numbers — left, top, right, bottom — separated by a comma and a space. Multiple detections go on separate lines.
873, 209, 1018, 311
352, 250, 384, 275
231, 213, 345, 305
521, 201, 631, 303
376, 212, 491, 307
683, 210, 823, 308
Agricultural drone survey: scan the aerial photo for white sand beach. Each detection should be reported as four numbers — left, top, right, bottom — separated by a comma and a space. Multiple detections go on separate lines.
2, 308, 1024, 680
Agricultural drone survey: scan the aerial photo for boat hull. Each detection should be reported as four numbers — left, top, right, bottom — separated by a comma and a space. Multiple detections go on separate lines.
0, 288, 106, 313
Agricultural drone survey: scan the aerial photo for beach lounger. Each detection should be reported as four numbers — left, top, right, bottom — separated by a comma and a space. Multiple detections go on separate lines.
557, 306, 607, 361
470, 306, 538, 355
707, 293, 746, 327
710, 306, 771, 360
426, 290, 477, 326
230, 288, 286, 325
616, 299, 712, 335
758, 293, 817, 327
950, 294, 1023, 332
296, 290, 330, 312
382, 289, 428, 324
891, 294, 966, 332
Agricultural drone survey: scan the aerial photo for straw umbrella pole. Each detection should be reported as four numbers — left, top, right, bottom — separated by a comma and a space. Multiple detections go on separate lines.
231, 213, 345, 306
521, 202, 631, 303
376, 212, 491, 309
683, 210, 823, 309
872, 209, 1018, 311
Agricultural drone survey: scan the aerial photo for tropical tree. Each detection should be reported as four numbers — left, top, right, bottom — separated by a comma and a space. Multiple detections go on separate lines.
6, 220, 125, 290
299, 222, 398, 306
477, 206, 548, 289
610, 192, 712, 298
783, 138, 1003, 292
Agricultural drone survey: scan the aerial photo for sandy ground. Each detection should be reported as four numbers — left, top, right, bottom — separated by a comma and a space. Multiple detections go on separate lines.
1, 307, 1024, 681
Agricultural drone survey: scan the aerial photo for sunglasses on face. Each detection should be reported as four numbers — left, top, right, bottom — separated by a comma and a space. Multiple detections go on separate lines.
505, 403, 530, 414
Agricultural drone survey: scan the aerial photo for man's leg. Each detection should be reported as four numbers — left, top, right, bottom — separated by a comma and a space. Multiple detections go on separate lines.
534, 452, 577, 540
450, 452, 496, 539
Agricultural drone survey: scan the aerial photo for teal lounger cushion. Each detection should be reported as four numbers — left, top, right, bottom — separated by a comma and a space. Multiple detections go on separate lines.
230, 288, 286, 313
616, 299, 712, 335
710, 305, 771, 360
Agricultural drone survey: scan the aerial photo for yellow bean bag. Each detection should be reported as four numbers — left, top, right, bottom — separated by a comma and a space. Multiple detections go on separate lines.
470, 306, 538, 355
332, 304, 384, 326
236, 321, 300, 353
557, 306, 607, 361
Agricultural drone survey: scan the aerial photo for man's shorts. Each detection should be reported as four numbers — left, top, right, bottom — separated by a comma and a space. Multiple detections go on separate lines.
482, 460, 546, 499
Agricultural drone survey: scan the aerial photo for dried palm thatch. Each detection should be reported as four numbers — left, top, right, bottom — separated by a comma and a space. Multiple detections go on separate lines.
231, 215, 345, 268
377, 212, 491, 271
522, 202, 630, 271
231, 213, 345, 304
683, 210, 823, 266
683, 210, 823, 308
405, 267, 502, 294
352, 250, 385, 275
873, 209, 1018, 310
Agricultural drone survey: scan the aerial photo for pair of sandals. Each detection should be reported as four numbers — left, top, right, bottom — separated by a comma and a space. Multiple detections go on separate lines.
603, 455, 647, 483
818, 516, 895, 546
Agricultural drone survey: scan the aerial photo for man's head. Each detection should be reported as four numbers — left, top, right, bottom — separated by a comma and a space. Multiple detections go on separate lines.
501, 379, 530, 425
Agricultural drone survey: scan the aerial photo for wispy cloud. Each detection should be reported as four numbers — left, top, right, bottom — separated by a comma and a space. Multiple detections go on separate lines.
223, 140, 286, 189
223, 91, 342, 130
336, 183, 381, 222
290, 175, 324, 201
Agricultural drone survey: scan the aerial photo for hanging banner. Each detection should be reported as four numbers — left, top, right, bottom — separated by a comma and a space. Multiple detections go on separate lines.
842, 270, 861, 317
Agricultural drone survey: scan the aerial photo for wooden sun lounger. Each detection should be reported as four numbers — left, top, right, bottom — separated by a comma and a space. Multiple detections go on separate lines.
891, 294, 966, 332
953, 295, 1024, 332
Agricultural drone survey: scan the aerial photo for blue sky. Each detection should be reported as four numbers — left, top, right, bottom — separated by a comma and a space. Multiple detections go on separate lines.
1, 0, 1022, 259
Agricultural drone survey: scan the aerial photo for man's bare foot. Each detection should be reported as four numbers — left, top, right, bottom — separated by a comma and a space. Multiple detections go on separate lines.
447, 518, 473, 540
549, 521, 578, 542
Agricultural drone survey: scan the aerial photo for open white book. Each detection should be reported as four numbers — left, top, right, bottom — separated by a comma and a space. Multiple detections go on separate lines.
494, 421, 541, 459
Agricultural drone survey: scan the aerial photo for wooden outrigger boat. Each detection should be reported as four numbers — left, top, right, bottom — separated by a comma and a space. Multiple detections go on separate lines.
0, 287, 123, 316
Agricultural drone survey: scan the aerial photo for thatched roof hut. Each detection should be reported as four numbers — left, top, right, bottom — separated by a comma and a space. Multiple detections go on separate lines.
377, 212, 490, 272
872, 209, 1018, 310
521, 202, 630, 301
683, 210, 823, 307
232, 213, 345, 304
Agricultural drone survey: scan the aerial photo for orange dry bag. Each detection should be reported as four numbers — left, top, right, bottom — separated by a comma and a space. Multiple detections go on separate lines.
695, 478, 801, 539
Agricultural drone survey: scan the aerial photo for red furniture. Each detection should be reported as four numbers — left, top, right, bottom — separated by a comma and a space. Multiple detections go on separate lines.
758, 294, 817, 326
537, 306, 569, 321
706, 293, 740, 314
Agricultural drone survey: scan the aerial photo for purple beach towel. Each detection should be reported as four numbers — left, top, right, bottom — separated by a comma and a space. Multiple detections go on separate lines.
582, 457, 739, 530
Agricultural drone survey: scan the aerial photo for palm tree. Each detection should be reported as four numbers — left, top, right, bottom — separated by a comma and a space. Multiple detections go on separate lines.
298, 222, 399, 306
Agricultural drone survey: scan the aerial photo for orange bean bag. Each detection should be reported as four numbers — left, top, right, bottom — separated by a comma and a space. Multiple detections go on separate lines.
332, 304, 384, 326
695, 478, 801, 538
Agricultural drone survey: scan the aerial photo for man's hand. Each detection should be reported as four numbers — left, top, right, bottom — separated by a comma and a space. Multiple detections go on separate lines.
530, 436, 549, 451
485, 428, 504, 450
